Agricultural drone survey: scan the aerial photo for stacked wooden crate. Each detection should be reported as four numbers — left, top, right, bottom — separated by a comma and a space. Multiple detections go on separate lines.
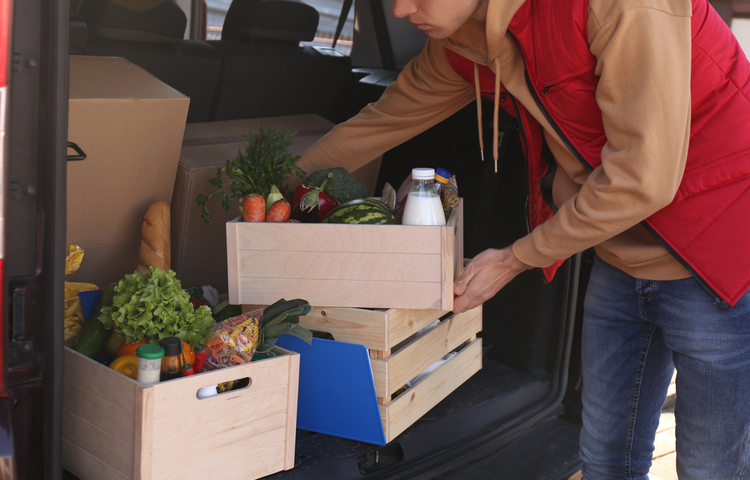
228, 200, 483, 443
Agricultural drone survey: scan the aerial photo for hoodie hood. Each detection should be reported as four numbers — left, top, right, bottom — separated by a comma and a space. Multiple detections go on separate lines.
441, 0, 527, 170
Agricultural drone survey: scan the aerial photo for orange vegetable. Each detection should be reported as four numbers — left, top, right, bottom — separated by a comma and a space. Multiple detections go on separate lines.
181, 341, 195, 367
110, 355, 138, 379
242, 194, 266, 222
266, 198, 291, 222
116, 340, 149, 358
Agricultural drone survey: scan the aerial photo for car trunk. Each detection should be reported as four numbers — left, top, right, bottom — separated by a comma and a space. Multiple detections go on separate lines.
5, 0, 587, 478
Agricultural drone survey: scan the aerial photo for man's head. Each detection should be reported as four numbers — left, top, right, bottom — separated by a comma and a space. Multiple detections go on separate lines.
392, 0, 489, 39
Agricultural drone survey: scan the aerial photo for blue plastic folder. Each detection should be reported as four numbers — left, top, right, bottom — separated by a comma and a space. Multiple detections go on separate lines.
276, 335, 387, 445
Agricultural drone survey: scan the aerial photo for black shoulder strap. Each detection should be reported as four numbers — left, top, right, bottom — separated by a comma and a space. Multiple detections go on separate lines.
332, 0, 354, 48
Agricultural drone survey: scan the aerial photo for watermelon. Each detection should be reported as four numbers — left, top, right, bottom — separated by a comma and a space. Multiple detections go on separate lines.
321, 199, 401, 225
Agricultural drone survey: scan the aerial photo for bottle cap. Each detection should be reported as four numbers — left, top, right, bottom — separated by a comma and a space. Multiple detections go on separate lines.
160, 337, 182, 356
435, 168, 450, 184
412, 167, 435, 180
136, 344, 165, 360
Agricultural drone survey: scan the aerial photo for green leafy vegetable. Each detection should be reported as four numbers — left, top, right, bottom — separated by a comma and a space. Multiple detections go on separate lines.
99, 268, 215, 347
196, 125, 305, 222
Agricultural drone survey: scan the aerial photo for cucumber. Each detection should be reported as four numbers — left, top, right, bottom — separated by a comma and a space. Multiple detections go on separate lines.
72, 282, 117, 358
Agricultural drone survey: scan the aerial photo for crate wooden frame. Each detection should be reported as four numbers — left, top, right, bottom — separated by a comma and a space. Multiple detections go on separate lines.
62, 347, 299, 480
370, 307, 482, 402
227, 200, 464, 310
380, 337, 482, 442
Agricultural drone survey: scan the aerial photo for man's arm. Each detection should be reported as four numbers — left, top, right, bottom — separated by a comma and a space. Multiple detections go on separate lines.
512, 5, 692, 268
453, 5, 692, 311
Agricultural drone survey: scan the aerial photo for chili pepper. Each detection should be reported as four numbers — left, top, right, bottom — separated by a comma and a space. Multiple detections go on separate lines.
291, 172, 338, 222
193, 343, 207, 373
180, 351, 195, 376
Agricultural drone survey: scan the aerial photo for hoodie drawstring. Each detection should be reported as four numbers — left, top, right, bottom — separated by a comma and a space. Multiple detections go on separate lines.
473, 63, 485, 162
493, 57, 500, 173
473, 59, 502, 173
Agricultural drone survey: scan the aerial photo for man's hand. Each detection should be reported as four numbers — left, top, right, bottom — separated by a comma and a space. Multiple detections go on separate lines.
452, 246, 533, 313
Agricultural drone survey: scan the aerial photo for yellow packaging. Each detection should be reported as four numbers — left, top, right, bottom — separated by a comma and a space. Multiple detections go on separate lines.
64, 245, 99, 346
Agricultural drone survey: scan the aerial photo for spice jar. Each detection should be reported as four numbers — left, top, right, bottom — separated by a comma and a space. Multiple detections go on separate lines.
160, 337, 183, 381
402, 167, 447, 226
434, 167, 450, 196
135, 344, 164, 385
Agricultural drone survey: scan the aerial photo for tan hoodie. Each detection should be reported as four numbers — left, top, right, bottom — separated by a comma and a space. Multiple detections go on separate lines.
301, 0, 694, 281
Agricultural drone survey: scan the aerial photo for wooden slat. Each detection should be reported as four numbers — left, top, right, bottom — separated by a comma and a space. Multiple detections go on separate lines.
236, 250, 440, 282
232, 278, 444, 310
150, 353, 293, 416
380, 338, 482, 442
386, 309, 449, 350
441, 208, 456, 310
371, 307, 482, 398
453, 201, 465, 279
226, 219, 241, 303
284, 351, 300, 470
170, 442, 287, 480
150, 423, 286, 479
62, 409, 134, 478
64, 347, 137, 414
63, 439, 131, 480
229, 220, 443, 254
63, 379, 135, 445
151, 385, 289, 448
151, 415, 287, 475
133, 387, 154, 480
297, 307, 391, 351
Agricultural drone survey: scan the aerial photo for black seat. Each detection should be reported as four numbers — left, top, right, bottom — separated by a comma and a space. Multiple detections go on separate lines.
77, 0, 223, 123
208, 0, 352, 122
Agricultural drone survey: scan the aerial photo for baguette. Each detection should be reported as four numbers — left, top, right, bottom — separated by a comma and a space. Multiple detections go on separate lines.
137, 201, 171, 274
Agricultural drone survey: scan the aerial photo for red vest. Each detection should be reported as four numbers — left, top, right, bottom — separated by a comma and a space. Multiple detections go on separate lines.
447, 0, 750, 306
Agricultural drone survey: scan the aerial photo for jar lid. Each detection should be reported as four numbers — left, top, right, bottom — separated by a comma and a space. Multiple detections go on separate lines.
435, 168, 450, 184
160, 337, 182, 356
136, 344, 165, 360
412, 167, 435, 180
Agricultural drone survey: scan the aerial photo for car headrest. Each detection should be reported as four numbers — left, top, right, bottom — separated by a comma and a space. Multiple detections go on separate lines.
78, 0, 187, 44
222, 0, 319, 44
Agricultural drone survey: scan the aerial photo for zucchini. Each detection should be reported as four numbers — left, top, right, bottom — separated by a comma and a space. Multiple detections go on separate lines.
72, 282, 116, 358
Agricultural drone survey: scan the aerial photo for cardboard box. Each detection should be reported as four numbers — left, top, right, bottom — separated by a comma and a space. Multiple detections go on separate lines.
63, 346, 300, 480
171, 115, 382, 293
66, 56, 190, 288
227, 200, 464, 310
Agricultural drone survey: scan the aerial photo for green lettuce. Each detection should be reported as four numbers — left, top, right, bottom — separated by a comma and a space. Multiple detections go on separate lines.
99, 268, 214, 347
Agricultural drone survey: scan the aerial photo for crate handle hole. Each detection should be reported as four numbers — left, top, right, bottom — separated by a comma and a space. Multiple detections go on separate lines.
196, 377, 252, 399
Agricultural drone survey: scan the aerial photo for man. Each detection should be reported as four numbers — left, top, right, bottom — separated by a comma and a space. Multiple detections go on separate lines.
300, 0, 750, 478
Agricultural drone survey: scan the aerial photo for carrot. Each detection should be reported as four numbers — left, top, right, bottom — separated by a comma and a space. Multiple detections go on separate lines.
242, 194, 266, 222
266, 198, 291, 222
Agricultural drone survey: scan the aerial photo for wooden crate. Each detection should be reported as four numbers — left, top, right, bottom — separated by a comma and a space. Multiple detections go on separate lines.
62, 346, 300, 480
370, 306, 482, 402
227, 200, 464, 310
380, 337, 482, 442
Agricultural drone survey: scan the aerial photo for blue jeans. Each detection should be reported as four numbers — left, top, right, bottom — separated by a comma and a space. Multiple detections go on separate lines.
579, 255, 750, 480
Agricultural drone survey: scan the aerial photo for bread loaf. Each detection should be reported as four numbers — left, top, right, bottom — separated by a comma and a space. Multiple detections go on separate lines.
137, 201, 171, 273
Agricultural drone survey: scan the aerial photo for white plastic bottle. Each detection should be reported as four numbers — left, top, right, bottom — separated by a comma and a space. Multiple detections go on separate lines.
402, 168, 446, 226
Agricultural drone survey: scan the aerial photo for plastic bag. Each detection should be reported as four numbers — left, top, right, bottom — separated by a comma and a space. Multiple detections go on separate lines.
203, 309, 263, 372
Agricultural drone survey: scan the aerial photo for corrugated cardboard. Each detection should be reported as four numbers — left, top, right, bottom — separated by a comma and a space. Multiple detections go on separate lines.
66, 55, 190, 288
171, 115, 382, 293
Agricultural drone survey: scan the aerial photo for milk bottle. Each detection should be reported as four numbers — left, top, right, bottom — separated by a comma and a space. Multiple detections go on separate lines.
402, 168, 446, 226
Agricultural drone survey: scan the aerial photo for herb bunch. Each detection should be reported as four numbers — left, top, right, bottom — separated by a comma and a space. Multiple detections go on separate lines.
196, 125, 305, 222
